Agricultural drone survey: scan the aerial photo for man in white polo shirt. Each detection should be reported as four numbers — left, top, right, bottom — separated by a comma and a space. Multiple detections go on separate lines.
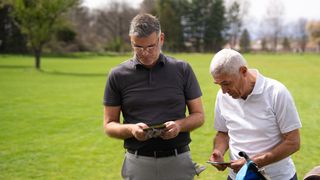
208, 49, 302, 180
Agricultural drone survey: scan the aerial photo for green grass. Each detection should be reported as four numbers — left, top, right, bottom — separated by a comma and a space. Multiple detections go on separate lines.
0, 53, 319, 179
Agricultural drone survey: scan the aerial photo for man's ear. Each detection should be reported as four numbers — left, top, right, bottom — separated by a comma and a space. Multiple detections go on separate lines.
239, 66, 247, 76
160, 32, 165, 46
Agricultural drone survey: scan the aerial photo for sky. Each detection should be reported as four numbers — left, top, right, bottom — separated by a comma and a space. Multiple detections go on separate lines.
246, 0, 320, 21
82, 0, 320, 22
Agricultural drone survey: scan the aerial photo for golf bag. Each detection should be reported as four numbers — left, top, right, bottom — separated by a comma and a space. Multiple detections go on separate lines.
235, 151, 270, 180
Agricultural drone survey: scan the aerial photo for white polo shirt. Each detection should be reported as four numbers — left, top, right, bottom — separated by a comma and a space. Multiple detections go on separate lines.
214, 69, 302, 180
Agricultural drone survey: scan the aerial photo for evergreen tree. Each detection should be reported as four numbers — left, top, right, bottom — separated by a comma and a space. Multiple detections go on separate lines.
239, 29, 250, 53
156, 0, 186, 51
187, 0, 207, 52
153, 0, 227, 52
0, 4, 27, 53
203, 0, 226, 52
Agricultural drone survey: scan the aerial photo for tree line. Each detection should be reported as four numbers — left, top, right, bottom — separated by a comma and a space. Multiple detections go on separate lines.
1, 0, 320, 69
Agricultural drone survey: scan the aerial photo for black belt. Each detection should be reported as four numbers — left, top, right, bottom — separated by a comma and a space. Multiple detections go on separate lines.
127, 145, 190, 158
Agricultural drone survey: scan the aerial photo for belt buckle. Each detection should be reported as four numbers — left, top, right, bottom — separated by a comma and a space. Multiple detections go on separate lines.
154, 149, 177, 158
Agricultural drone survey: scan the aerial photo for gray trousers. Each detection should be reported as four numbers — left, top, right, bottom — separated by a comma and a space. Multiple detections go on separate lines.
121, 151, 197, 180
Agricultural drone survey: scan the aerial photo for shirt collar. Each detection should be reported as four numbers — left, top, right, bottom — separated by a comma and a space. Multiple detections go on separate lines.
132, 53, 166, 69
250, 69, 265, 95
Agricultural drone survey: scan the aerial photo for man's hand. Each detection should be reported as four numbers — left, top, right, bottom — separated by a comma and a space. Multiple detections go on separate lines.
230, 158, 246, 173
209, 149, 229, 171
131, 123, 149, 141
160, 121, 181, 140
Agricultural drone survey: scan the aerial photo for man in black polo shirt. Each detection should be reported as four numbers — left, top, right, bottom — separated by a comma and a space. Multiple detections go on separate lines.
103, 13, 205, 180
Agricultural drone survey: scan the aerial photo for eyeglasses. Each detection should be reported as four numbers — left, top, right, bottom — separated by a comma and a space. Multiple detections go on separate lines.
132, 37, 160, 54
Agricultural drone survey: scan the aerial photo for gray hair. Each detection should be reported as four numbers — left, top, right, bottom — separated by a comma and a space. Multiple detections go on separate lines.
129, 13, 161, 38
210, 49, 247, 76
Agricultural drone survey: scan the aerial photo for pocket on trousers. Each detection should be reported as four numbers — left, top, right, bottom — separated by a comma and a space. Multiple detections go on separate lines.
181, 152, 197, 178
121, 154, 128, 179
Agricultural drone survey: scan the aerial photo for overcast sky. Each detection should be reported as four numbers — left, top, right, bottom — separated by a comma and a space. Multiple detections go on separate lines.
82, 0, 320, 22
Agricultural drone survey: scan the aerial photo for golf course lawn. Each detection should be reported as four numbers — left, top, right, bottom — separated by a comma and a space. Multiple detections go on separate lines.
1, 53, 319, 179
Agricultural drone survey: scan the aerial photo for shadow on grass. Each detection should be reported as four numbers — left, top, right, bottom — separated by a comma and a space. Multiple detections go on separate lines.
0, 65, 32, 69
0, 52, 131, 62
40, 69, 108, 77
42, 52, 128, 59
0, 65, 108, 77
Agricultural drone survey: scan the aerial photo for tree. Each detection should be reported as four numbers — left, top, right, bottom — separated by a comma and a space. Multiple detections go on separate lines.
0, 4, 27, 53
96, 1, 138, 53
282, 37, 291, 52
67, 6, 96, 51
180, 0, 206, 52
295, 18, 308, 52
239, 29, 250, 53
226, 1, 241, 49
264, 0, 285, 52
203, 0, 226, 52
140, 0, 156, 14
172, 0, 227, 52
8, 0, 78, 69
156, 0, 186, 51
261, 38, 268, 51
307, 20, 320, 52
56, 26, 76, 43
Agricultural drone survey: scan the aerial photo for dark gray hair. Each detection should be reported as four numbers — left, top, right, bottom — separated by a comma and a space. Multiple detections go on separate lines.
129, 13, 161, 38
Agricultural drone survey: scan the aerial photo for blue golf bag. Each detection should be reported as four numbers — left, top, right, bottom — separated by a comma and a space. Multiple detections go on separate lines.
235, 151, 269, 180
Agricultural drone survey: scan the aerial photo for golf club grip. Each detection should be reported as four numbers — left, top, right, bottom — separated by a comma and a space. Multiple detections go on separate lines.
239, 151, 250, 161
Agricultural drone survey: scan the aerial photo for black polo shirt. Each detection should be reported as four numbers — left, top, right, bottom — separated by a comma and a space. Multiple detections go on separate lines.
103, 53, 202, 151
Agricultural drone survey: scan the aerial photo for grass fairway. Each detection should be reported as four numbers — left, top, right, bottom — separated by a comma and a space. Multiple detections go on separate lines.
0, 53, 319, 179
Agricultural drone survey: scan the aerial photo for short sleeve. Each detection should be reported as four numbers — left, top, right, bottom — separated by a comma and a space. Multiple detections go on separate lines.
273, 85, 302, 133
214, 91, 228, 132
183, 63, 202, 100
103, 69, 121, 106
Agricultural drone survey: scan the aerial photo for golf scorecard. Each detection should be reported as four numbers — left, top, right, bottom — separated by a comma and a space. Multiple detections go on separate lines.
143, 124, 166, 138
143, 124, 166, 131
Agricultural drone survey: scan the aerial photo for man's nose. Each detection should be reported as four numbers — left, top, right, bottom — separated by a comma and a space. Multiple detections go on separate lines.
141, 49, 149, 56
